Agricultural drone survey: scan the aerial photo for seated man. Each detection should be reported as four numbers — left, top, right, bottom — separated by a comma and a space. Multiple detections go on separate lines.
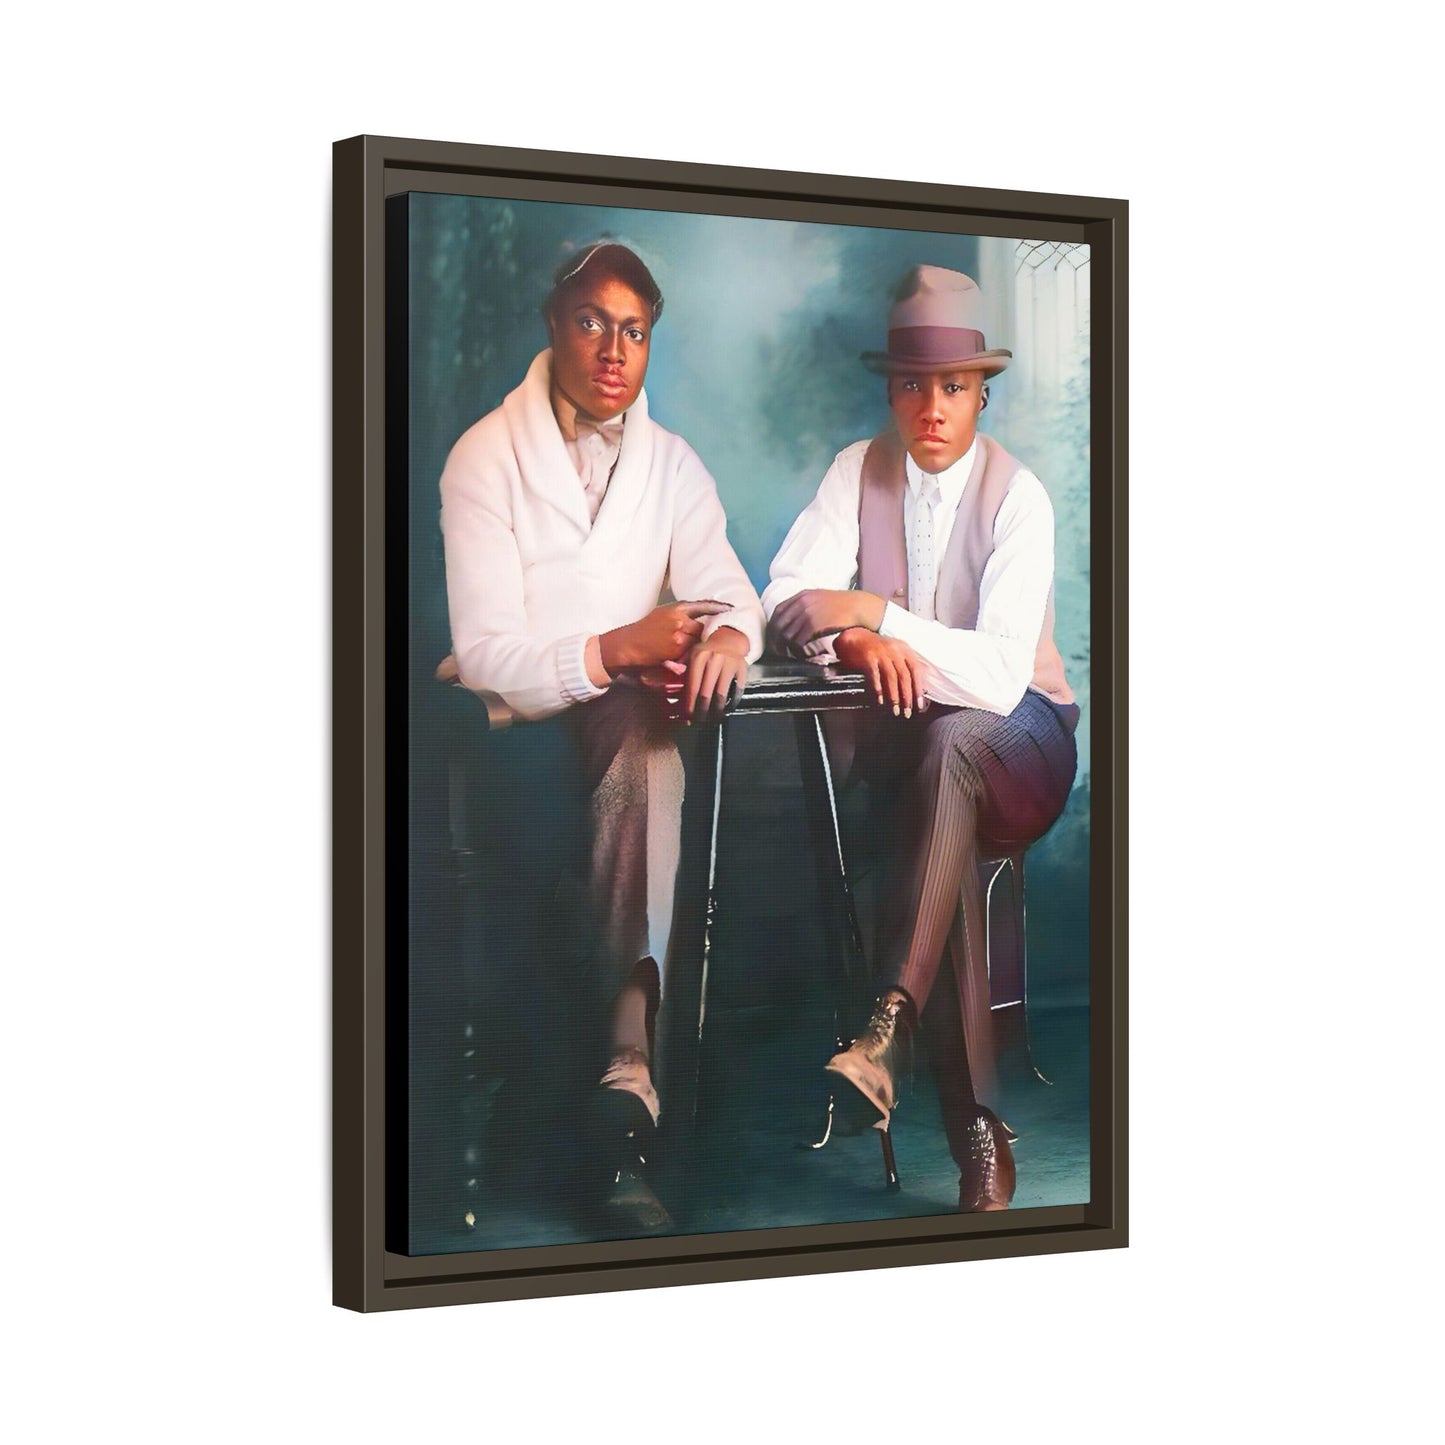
762, 264, 1079, 1212
439, 241, 764, 1230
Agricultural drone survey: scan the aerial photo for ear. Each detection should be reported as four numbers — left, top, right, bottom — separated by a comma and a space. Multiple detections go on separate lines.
979, 382, 990, 412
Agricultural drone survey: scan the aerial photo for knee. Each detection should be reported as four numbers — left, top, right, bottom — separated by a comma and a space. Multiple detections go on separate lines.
593, 726, 682, 813
921, 713, 990, 794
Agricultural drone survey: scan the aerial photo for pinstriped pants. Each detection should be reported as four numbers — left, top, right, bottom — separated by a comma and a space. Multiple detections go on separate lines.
825, 690, 1079, 1104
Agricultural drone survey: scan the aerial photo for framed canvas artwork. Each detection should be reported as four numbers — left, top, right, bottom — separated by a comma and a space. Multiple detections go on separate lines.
333, 135, 1127, 1310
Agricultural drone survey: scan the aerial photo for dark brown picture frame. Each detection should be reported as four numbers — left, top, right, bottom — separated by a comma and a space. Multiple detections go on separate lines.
332, 133, 1127, 1312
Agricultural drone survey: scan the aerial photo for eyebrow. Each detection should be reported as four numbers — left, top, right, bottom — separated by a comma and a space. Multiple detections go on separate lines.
570, 302, 648, 328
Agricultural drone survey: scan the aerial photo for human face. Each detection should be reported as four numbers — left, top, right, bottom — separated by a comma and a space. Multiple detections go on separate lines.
548, 276, 652, 425
889, 369, 987, 474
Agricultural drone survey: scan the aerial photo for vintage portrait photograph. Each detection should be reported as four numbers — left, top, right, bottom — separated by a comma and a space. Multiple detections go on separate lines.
397, 189, 1094, 1258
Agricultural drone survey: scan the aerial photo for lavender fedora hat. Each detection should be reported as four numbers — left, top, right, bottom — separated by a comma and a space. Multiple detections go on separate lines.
861, 264, 1012, 376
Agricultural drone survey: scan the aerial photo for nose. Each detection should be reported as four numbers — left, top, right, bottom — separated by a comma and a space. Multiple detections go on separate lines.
918, 384, 945, 421
599, 326, 625, 363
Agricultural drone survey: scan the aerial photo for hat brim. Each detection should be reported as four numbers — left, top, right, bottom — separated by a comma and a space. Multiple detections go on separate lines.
860, 348, 1012, 377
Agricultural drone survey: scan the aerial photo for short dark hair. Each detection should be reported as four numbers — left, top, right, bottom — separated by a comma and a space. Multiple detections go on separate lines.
543, 240, 664, 328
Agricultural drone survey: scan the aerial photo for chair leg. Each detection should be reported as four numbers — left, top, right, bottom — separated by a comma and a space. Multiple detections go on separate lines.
805, 1090, 836, 1150
655, 720, 726, 1215
1012, 852, 1053, 1085
984, 851, 1053, 1086
793, 712, 868, 996
981, 856, 1014, 1004
879, 1126, 901, 1192
690, 723, 727, 1121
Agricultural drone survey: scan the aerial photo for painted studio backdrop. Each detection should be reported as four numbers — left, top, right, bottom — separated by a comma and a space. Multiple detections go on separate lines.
402, 192, 1091, 1256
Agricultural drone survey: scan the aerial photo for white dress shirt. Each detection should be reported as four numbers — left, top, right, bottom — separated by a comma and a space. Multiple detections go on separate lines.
564, 413, 625, 524
761, 435, 1057, 714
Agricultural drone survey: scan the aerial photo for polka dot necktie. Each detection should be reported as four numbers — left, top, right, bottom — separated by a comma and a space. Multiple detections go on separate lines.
911, 474, 941, 621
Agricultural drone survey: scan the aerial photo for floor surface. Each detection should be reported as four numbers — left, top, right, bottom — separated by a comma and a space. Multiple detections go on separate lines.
408, 1000, 1089, 1254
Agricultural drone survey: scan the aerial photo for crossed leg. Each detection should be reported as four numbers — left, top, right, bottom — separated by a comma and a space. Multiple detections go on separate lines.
826, 691, 1079, 1204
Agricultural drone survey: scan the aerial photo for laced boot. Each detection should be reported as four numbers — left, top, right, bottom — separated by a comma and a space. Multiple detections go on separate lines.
825, 987, 918, 1134
955, 1104, 1017, 1212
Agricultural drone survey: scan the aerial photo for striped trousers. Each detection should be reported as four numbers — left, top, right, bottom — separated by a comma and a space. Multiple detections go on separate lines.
826, 689, 1080, 1104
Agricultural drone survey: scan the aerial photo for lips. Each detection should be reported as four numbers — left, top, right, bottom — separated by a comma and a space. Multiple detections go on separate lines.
593, 371, 628, 395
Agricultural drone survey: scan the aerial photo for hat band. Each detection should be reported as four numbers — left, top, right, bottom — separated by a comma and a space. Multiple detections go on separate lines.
885, 325, 987, 366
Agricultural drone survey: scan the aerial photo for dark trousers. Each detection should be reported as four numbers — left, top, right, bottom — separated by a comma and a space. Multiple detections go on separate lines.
825, 689, 1079, 1105
472, 685, 684, 1023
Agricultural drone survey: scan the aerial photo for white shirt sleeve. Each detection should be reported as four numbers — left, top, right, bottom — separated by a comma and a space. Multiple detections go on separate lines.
667, 449, 766, 661
440, 442, 607, 721
760, 444, 867, 658
878, 469, 1055, 714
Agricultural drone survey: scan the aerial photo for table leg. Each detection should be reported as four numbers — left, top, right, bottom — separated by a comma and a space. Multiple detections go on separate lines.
655, 721, 725, 1205
793, 711, 867, 997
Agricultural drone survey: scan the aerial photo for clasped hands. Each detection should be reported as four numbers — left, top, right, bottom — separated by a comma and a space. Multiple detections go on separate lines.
599, 600, 749, 722
770, 588, 930, 718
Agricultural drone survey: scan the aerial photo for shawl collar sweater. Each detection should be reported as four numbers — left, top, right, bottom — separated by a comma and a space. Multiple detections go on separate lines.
440, 350, 763, 721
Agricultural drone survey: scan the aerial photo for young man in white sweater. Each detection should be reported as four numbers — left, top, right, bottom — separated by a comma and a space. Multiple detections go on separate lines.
440, 242, 763, 1231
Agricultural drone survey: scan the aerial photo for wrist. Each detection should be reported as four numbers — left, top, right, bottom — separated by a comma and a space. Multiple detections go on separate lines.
703, 624, 749, 656
599, 626, 630, 675
585, 635, 613, 688
856, 592, 886, 631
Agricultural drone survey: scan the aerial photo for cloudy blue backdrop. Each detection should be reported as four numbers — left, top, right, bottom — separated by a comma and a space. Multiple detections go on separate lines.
406, 191, 1090, 996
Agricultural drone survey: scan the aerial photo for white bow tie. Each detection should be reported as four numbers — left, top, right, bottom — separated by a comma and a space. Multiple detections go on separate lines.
568, 414, 625, 524
574, 414, 625, 450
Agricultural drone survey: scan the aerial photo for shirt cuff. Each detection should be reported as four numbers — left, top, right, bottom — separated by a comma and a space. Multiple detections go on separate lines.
557, 633, 609, 704
759, 577, 804, 621
878, 600, 926, 648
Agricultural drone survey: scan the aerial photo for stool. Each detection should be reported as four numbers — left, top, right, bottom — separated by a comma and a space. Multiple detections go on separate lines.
978, 851, 1051, 1084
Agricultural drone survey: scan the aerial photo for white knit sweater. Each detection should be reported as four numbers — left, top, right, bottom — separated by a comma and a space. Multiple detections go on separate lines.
440, 350, 764, 721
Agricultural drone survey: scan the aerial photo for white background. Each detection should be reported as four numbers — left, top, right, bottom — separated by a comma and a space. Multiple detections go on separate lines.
5, 3, 1439, 1440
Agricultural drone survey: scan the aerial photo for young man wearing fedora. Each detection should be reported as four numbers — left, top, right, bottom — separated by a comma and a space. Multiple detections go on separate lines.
762, 264, 1079, 1212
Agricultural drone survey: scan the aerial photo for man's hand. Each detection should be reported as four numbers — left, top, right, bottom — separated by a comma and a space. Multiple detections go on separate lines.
600, 600, 732, 675
636, 657, 688, 709
682, 625, 749, 722
769, 589, 886, 652
834, 628, 931, 717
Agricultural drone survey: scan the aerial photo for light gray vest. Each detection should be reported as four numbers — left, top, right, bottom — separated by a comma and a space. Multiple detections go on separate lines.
857, 430, 1074, 705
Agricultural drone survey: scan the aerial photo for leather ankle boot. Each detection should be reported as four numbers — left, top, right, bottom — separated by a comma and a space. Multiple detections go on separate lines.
825, 987, 918, 1132
590, 1049, 672, 1234
955, 1104, 1016, 1212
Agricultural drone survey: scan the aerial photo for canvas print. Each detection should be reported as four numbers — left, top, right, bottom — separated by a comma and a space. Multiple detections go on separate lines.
400, 192, 1091, 1256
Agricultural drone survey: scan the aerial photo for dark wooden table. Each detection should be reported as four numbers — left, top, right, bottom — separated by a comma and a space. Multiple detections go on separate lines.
657, 660, 878, 1183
